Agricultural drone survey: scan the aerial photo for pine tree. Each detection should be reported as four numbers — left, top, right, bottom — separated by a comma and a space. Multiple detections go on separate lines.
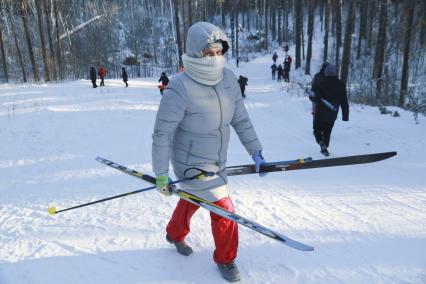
340, 0, 355, 83
35, 0, 50, 82
399, 0, 416, 107
20, 0, 40, 81
372, 0, 388, 102
305, 0, 315, 75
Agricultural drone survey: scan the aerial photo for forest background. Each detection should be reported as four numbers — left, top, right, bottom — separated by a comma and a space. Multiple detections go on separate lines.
0, 0, 425, 116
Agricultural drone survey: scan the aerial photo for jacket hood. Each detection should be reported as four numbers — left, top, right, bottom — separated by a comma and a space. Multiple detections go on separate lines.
325, 64, 337, 77
186, 22, 229, 58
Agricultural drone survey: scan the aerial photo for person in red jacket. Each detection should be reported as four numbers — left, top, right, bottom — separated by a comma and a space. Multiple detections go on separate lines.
98, 66, 107, 86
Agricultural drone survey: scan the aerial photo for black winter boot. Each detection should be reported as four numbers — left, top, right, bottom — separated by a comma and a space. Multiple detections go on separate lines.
166, 235, 193, 256
320, 141, 329, 156
217, 261, 241, 282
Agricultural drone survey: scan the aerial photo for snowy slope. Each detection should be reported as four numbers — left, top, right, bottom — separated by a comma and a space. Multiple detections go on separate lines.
1, 53, 425, 284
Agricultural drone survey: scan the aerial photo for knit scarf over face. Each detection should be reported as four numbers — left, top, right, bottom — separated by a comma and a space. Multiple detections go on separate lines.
182, 54, 226, 86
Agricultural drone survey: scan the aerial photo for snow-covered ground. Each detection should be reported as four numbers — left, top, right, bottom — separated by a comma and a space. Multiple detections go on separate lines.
1, 53, 425, 284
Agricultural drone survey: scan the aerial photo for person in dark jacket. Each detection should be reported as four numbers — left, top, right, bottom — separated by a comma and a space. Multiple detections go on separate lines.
237, 75, 248, 98
90, 66, 97, 88
121, 67, 128, 87
311, 62, 329, 94
271, 63, 277, 80
272, 52, 278, 64
277, 64, 283, 82
310, 64, 349, 156
309, 62, 329, 115
283, 55, 292, 82
158, 72, 169, 95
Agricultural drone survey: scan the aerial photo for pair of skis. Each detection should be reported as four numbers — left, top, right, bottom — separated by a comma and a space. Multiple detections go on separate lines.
92, 151, 396, 252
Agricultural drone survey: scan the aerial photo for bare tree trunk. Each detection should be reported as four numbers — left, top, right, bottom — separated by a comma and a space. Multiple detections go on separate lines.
173, 0, 183, 67
340, 0, 355, 83
246, 9, 250, 31
356, 0, 367, 59
319, 0, 324, 31
0, 15, 9, 82
301, 4, 305, 61
284, 0, 289, 42
366, 0, 376, 54
264, 0, 268, 50
220, 0, 225, 28
7, 4, 27, 82
42, 0, 57, 81
372, 0, 387, 101
231, 2, 235, 57
399, 0, 415, 107
235, 2, 239, 65
278, 2, 282, 45
295, 0, 302, 68
35, 0, 50, 82
256, 0, 259, 31
305, 0, 315, 75
419, 0, 426, 46
242, 5, 245, 29
181, 0, 186, 53
331, 0, 335, 37
188, 0, 192, 27
53, 0, 63, 80
323, 0, 330, 62
271, 0, 276, 41
20, 0, 40, 82
334, 0, 342, 72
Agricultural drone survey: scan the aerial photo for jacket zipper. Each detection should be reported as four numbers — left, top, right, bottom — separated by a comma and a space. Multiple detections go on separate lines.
214, 88, 223, 165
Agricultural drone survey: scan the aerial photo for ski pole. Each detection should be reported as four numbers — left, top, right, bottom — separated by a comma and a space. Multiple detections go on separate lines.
48, 171, 213, 215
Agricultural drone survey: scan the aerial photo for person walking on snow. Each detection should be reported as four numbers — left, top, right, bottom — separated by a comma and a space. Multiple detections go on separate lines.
98, 66, 107, 86
271, 63, 277, 80
158, 72, 169, 95
272, 52, 278, 64
309, 64, 349, 156
237, 75, 248, 98
309, 62, 329, 115
89, 66, 97, 88
152, 21, 266, 283
277, 64, 283, 81
121, 67, 128, 87
283, 55, 292, 82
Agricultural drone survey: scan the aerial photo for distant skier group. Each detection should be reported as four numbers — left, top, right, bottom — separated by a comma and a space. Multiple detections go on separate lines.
89, 66, 129, 88
271, 50, 292, 82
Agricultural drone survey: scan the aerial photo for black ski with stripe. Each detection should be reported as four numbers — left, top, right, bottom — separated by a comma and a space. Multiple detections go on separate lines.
227, 152, 397, 176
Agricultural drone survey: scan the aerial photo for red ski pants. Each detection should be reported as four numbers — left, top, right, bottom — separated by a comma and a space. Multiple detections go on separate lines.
166, 197, 238, 264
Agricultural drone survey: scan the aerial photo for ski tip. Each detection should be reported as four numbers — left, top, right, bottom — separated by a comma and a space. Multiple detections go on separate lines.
291, 242, 314, 251
302, 245, 315, 251
48, 206, 57, 215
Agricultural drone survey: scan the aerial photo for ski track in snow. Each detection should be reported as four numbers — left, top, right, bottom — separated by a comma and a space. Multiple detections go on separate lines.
1, 52, 426, 283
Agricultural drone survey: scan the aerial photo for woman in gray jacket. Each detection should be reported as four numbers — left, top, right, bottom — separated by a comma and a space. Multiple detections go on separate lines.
152, 22, 265, 283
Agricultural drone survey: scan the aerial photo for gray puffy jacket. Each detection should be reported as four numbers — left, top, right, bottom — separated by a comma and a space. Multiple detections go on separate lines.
152, 23, 262, 201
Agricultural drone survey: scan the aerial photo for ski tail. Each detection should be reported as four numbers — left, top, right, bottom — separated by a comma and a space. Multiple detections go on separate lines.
96, 157, 156, 183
